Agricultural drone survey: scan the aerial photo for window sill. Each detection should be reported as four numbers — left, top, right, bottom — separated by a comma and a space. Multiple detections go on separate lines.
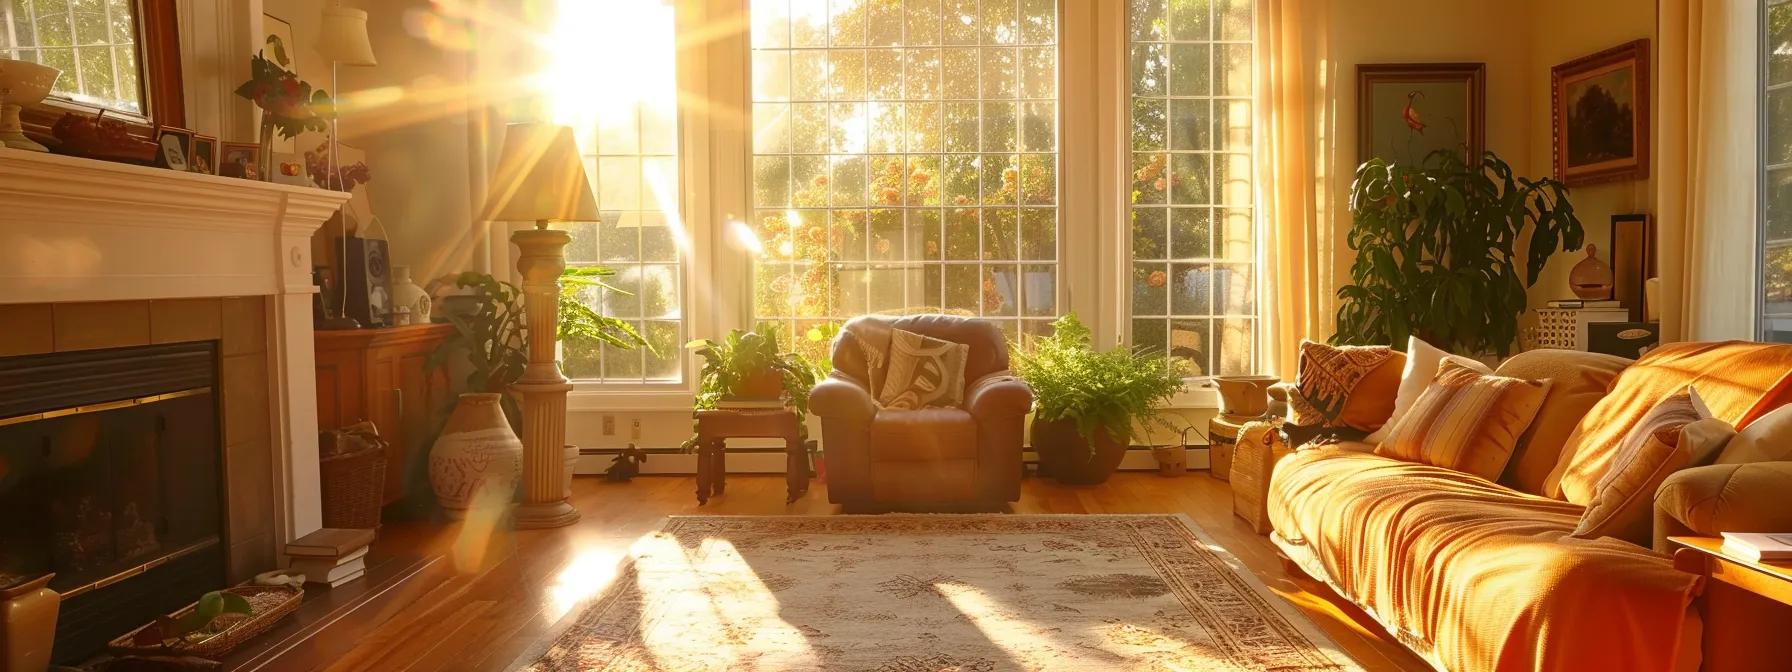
565, 379, 1230, 412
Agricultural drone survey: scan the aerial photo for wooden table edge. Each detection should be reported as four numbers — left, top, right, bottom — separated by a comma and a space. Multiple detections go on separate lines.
1669, 536, 1792, 608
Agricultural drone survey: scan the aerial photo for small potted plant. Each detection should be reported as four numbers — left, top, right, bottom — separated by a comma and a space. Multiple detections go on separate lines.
681, 324, 819, 451
1015, 314, 1186, 485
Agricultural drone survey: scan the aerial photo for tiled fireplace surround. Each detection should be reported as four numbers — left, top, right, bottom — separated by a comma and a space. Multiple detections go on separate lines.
0, 149, 350, 586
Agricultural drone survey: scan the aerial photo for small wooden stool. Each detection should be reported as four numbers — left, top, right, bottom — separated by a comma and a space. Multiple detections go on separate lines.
693, 408, 810, 505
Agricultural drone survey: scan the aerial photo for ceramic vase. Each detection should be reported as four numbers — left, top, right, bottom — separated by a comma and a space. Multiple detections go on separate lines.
390, 265, 431, 324
1570, 244, 1614, 300
562, 444, 579, 498
1215, 375, 1280, 418
429, 393, 523, 519
1, 573, 58, 672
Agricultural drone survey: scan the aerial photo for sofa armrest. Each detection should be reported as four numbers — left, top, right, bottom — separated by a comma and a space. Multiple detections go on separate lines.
1652, 462, 1792, 553
965, 371, 1033, 420
810, 373, 878, 424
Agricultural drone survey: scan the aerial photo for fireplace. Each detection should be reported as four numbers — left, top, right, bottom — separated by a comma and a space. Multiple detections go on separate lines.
0, 342, 226, 663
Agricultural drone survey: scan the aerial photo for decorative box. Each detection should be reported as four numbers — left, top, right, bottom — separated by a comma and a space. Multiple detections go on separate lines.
1532, 307, 1630, 351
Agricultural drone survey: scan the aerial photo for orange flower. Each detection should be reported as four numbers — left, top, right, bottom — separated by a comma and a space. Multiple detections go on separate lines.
879, 187, 901, 205
813, 174, 829, 187
1147, 270, 1167, 288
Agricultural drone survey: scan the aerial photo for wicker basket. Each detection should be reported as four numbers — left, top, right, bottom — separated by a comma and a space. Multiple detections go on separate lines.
1208, 416, 1246, 482
319, 422, 389, 530
1231, 420, 1291, 535
107, 585, 303, 660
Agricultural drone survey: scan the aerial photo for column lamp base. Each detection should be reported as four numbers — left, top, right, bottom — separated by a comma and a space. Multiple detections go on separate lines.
513, 499, 580, 529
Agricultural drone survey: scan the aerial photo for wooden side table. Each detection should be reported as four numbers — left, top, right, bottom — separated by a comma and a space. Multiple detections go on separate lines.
693, 408, 810, 505
1669, 536, 1792, 671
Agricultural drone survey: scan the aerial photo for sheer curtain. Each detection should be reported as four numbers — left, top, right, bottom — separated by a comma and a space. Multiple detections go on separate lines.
1255, 0, 1333, 378
1657, 0, 1758, 342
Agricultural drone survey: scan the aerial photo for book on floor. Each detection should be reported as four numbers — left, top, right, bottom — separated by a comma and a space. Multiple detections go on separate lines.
1548, 299, 1623, 309
325, 568, 366, 588
1720, 532, 1792, 561
285, 527, 375, 559
293, 555, 367, 585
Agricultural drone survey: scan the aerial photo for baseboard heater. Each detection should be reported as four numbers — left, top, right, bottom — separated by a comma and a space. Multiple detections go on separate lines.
572, 445, 1212, 476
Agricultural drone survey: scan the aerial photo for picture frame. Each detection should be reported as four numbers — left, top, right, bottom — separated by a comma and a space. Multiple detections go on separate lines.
190, 134, 218, 175
1357, 63, 1486, 167
1610, 213, 1656, 322
219, 141, 262, 180
154, 126, 193, 172
1552, 39, 1651, 186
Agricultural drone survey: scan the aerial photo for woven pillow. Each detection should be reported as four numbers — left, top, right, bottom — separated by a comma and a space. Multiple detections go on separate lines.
1374, 361, 1552, 481
877, 329, 969, 410
1286, 341, 1404, 432
1572, 388, 1733, 544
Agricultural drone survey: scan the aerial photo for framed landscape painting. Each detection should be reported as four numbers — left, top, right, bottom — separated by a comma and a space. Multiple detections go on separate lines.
1358, 63, 1486, 167
1553, 40, 1650, 185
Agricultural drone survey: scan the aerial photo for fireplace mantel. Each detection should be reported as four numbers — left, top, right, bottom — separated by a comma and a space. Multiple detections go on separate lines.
0, 147, 350, 546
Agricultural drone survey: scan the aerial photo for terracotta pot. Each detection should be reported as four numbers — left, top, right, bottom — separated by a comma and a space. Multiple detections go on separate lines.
429, 393, 523, 519
1, 573, 58, 672
1215, 375, 1279, 418
1032, 417, 1128, 485
732, 369, 785, 400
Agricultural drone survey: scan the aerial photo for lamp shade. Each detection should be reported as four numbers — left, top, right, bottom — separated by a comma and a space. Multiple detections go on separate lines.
482, 123, 599, 224
317, 4, 376, 66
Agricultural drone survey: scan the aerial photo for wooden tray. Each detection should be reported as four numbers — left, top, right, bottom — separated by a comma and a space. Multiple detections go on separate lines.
107, 585, 303, 660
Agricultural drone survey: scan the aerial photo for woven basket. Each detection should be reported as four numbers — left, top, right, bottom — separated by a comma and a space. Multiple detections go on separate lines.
320, 424, 388, 530
108, 585, 303, 660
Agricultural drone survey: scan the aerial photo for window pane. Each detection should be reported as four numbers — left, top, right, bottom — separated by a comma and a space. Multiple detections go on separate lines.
1129, 0, 1257, 374
550, 0, 685, 382
2, 0, 143, 114
751, 0, 1060, 338
1766, 2, 1792, 342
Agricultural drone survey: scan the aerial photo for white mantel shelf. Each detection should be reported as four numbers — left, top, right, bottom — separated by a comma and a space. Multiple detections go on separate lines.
0, 146, 352, 544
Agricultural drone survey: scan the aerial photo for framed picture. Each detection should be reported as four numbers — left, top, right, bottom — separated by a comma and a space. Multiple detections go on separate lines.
1358, 63, 1485, 167
1610, 214, 1656, 322
1552, 39, 1650, 185
190, 134, 218, 175
155, 126, 193, 172
261, 13, 299, 153
219, 141, 262, 180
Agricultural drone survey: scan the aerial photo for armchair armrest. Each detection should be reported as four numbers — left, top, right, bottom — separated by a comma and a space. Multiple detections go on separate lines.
1652, 462, 1792, 553
809, 373, 878, 424
965, 370, 1033, 419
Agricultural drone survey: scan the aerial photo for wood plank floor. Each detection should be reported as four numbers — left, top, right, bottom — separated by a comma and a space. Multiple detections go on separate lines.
283, 472, 1429, 672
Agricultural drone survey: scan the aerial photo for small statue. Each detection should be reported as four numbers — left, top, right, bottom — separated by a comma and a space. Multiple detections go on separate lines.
605, 444, 648, 482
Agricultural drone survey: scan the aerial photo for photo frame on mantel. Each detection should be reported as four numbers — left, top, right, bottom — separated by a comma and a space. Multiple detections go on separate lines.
1610, 214, 1656, 322
1358, 63, 1486, 167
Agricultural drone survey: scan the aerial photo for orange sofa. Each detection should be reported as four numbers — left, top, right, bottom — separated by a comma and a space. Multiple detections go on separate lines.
1267, 342, 1792, 672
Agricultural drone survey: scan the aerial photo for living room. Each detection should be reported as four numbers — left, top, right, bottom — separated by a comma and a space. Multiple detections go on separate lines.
1, 0, 1788, 670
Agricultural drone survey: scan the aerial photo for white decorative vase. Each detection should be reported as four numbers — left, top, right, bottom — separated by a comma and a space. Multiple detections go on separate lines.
1, 573, 58, 672
390, 265, 431, 324
562, 444, 579, 498
429, 393, 523, 519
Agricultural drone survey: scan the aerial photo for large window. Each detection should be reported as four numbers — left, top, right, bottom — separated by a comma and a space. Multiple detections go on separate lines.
549, 0, 686, 382
2, 0, 144, 115
1126, 0, 1255, 376
747, 0, 1060, 359
1765, 0, 1792, 341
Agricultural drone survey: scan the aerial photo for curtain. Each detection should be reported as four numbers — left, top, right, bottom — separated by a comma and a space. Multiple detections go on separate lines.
1256, 0, 1333, 378
1657, 0, 1759, 342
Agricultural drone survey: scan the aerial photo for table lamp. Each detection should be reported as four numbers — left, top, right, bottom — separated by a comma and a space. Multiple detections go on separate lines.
482, 122, 595, 529
315, 1, 376, 328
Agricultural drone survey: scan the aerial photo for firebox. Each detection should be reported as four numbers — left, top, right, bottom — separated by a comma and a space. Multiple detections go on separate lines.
0, 341, 225, 663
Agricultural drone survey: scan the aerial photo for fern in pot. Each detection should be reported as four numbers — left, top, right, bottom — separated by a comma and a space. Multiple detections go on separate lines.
1015, 314, 1186, 485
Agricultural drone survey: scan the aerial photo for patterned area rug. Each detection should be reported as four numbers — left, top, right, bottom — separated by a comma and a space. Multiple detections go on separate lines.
520, 515, 1361, 671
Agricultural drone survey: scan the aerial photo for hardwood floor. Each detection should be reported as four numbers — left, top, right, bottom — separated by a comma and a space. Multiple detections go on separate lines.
273, 472, 1429, 672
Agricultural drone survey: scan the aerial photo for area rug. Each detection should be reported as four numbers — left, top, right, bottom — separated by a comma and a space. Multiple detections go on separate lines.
520, 515, 1362, 671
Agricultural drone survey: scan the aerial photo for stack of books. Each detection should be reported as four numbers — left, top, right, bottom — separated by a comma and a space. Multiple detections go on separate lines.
1546, 299, 1622, 309
285, 527, 376, 587
1719, 532, 1792, 562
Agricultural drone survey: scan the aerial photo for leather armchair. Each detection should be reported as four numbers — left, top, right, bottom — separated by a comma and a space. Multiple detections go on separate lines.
810, 314, 1032, 511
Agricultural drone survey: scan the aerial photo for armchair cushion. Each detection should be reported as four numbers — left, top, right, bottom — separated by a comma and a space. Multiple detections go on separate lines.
811, 374, 878, 424
871, 408, 978, 462
1716, 403, 1792, 464
965, 372, 1031, 419
1653, 461, 1792, 552
877, 329, 970, 409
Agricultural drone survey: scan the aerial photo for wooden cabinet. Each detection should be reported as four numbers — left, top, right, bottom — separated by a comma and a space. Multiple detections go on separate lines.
314, 324, 454, 505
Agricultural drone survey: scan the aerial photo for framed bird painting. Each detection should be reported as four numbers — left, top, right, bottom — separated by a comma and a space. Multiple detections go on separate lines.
1552, 40, 1650, 186
1357, 63, 1486, 168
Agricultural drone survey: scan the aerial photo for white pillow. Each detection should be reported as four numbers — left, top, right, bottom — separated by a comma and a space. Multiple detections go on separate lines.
1363, 336, 1493, 443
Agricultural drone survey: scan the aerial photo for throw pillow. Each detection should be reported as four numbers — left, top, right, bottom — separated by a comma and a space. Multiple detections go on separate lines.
1571, 388, 1734, 544
1374, 361, 1551, 481
1362, 336, 1493, 444
1490, 350, 1632, 495
1715, 403, 1792, 464
1286, 341, 1404, 432
877, 328, 970, 410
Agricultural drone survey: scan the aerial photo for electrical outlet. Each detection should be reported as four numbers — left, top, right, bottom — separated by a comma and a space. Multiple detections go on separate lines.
631, 418, 642, 441
602, 415, 615, 435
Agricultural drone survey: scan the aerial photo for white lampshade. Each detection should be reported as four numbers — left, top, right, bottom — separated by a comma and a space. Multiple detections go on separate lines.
317, 4, 376, 66
482, 123, 599, 225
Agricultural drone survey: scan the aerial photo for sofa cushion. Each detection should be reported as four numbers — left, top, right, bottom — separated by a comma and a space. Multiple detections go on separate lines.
1545, 341, 1792, 502
870, 407, 977, 461
1717, 403, 1792, 464
1571, 389, 1733, 544
1364, 336, 1492, 444
1492, 349, 1632, 495
1269, 450, 1700, 671
1374, 361, 1550, 481
1287, 340, 1404, 432
877, 328, 969, 409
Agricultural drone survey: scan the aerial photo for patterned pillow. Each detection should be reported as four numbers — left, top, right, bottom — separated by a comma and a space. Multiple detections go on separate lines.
877, 329, 970, 410
1287, 341, 1403, 432
1572, 388, 1733, 544
1374, 361, 1552, 481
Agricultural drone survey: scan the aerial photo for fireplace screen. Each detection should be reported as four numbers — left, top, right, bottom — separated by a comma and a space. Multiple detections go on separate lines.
0, 342, 224, 662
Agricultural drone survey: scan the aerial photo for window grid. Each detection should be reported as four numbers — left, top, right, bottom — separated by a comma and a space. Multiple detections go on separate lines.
1766, 0, 1792, 341
1127, 0, 1257, 377
1, 0, 143, 115
749, 0, 1061, 362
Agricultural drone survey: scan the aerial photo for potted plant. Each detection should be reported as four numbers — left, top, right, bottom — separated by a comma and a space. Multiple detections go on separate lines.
1014, 314, 1186, 485
1332, 150, 1583, 357
680, 324, 820, 451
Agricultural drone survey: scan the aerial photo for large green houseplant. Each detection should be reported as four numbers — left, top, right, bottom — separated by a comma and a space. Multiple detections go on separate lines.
1014, 314, 1185, 485
1332, 150, 1583, 357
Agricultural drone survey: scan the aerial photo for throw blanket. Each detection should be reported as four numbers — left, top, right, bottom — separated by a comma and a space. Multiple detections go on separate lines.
1288, 342, 1393, 429
1270, 449, 1698, 672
